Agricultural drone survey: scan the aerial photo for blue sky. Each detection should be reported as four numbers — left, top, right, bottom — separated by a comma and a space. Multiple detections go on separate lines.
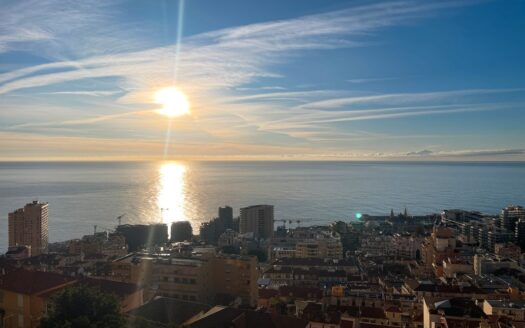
1, 0, 524, 160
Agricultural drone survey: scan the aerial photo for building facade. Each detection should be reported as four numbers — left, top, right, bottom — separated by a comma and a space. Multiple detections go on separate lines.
152, 253, 258, 307
8, 201, 49, 256
239, 205, 274, 239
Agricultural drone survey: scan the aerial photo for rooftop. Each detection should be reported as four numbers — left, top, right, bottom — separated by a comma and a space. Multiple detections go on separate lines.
129, 297, 211, 325
0, 269, 75, 295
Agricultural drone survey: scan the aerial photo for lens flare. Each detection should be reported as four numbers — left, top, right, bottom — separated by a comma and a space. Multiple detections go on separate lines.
155, 87, 190, 117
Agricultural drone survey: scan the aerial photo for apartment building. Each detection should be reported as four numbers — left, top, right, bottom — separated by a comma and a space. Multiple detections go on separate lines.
8, 201, 49, 256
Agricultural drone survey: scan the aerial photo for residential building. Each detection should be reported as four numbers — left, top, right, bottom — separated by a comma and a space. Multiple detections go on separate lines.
153, 253, 258, 307
500, 205, 525, 233
487, 228, 514, 252
420, 225, 457, 274
0, 269, 76, 328
473, 254, 519, 275
200, 207, 235, 245
482, 300, 525, 321
295, 231, 343, 259
515, 218, 525, 250
442, 257, 473, 278
5, 246, 31, 260
218, 206, 233, 221
218, 229, 239, 248
240, 205, 274, 239
442, 209, 483, 223
423, 297, 486, 328
8, 201, 49, 256
110, 254, 155, 288
494, 243, 521, 262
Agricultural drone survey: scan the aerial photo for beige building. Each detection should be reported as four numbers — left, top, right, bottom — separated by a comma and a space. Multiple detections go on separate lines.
8, 201, 49, 256
420, 226, 457, 275
295, 231, 343, 259
240, 205, 274, 239
111, 254, 155, 288
153, 253, 258, 306
474, 253, 518, 275
483, 300, 525, 321
494, 242, 521, 262
442, 257, 473, 278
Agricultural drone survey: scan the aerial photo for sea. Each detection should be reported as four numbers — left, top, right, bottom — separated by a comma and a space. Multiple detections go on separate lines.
1, 161, 525, 252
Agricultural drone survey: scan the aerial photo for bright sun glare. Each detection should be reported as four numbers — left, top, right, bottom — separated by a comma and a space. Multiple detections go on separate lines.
155, 87, 190, 117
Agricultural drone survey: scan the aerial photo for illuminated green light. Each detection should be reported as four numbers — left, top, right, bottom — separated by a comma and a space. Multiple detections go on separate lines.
355, 212, 362, 219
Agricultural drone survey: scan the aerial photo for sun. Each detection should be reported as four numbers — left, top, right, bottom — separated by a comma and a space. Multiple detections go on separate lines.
154, 87, 190, 117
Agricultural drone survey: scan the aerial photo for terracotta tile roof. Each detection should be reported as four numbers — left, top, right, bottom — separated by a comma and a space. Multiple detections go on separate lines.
259, 288, 279, 299
186, 306, 308, 328
80, 277, 140, 297
278, 286, 323, 299
274, 257, 357, 267
360, 306, 387, 319
385, 306, 402, 313
129, 297, 211, 325
340, 318, 354, 328
0, 269, 75, 295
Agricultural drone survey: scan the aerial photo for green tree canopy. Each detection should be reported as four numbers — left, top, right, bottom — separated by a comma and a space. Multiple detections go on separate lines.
40, 286, 125, 328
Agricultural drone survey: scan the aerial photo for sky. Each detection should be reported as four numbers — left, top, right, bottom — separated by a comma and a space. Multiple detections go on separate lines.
0, 0, 524, 161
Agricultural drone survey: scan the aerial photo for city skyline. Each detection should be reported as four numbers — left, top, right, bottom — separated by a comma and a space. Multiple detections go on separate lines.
1, 0, 525, 161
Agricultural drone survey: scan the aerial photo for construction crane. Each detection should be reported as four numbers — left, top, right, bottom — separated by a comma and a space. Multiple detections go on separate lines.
116, 213, 126, 227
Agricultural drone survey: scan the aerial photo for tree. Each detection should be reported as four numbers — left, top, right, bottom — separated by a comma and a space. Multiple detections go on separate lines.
40, 286, 125, 328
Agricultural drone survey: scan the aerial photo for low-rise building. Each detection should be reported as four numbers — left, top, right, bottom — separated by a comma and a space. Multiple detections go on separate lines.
0, 269, 76, 328
153, 253, 258, 307
296, 231, 343, 259
474, 254, 519, 275
482, 300, 525, 321
495, 243, 521, 262
423, 297, 486, 328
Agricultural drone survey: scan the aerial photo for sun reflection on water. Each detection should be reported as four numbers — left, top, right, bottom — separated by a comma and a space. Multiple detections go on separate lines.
158, 162, 187, 226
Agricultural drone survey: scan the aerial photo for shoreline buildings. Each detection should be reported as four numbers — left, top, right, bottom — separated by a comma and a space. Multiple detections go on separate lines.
2, 201, 525, 328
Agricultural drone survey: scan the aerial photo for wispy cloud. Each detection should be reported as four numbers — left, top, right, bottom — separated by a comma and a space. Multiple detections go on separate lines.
2, 0, 521, 160
346, 77, 398, 84
294, 88, 524, 111
0, 1, 475, 96
403, 148, 525, 158
40, 90, 121, 97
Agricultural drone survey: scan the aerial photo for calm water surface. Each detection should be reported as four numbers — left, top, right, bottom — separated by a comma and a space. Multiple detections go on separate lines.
1, 161, 525, 251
